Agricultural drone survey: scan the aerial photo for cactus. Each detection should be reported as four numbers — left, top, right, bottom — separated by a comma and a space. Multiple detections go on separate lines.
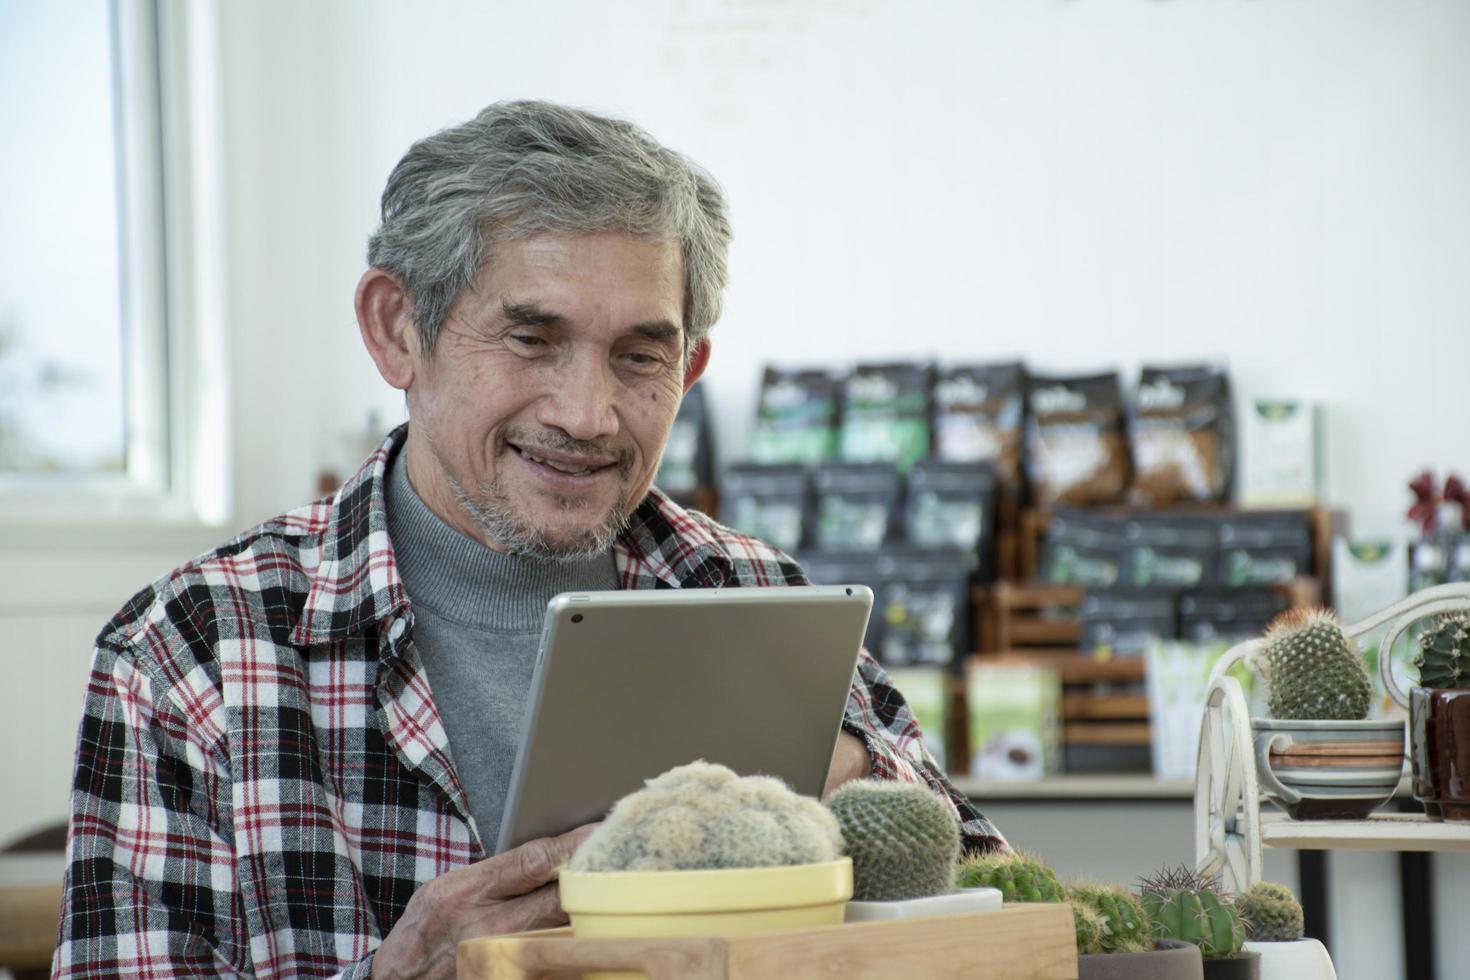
1072, 902, 1106, 955
1066, 881, 1152, 954
1415, 612, 1470, 689
1137, 866, 1246, 958
1236, 881, 1304, 942
955, 851, 1065, 903
825, 779, 961, 900
567, 761, 843, 872
1249, 608, 1372, 720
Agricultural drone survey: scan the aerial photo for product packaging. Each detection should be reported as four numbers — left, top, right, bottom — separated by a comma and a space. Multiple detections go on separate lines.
1144, 639, 1245, 780
966, 661, 1062, 780
1216, 512, 1314, 587
655, 381, 714, 506
1079, 590, 1178, 655
883, 666, 951, 770
796, 549, 886, 654
1120, 513, 1218, 590
811, 462, 905, 552
748, 366, 842, 465
932, 362, 1026, 490
837, 362, 934, 471
1129, 365, 1235, 504
1242, 399, 1323, 506
905, 459, 998, 578
719, 463, 811, 555
874, 547, 976, 667
1025, 372, 1132, 506
1038, 509, 1127, 588
1177, 589, 1288, 643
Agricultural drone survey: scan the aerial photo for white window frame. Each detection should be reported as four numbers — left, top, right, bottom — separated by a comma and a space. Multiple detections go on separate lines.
0, 0, 229, 529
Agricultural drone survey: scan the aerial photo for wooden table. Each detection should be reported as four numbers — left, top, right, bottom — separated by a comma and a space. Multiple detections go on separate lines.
0, 852, 65, 974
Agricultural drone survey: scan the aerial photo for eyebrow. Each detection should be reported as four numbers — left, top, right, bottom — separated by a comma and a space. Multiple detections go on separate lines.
501, 301, 682, 344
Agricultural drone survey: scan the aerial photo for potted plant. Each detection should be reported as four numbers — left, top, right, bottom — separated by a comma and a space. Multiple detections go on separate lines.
957, 853, 1203, 980
1236, 881, 1337, 980
825, 779, 1002, 920
560, 761, 851, 946
1407, 612, 1470, 820
1139, 866, 1258, 980
1247, 609, 1405, 820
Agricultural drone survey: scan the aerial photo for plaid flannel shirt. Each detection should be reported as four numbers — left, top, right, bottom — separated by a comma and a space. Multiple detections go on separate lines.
54, 426, 1005, 979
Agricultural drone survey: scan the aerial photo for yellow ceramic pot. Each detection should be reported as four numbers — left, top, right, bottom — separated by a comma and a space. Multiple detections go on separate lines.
558, 857, 853, 940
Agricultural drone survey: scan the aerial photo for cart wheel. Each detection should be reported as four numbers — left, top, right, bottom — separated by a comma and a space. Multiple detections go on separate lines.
1195, 672, 1261, 893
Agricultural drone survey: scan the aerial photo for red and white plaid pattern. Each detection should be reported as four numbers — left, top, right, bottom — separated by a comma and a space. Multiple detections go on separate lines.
54, 426, 1005, 978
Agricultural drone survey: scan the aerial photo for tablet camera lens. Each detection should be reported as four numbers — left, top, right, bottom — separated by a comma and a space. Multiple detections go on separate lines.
571, 614, 583, 623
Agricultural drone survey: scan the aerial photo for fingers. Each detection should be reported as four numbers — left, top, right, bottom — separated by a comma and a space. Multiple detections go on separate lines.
477, 824, 599, 899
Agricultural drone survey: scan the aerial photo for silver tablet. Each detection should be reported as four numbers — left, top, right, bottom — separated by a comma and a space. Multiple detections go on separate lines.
494, 584, 873, 854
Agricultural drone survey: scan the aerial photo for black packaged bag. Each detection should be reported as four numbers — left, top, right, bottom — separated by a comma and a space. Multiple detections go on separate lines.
811, 462, 905, 552
838, 362, 934, 471
1216, 512, 1313, 587
905, 460, 998, 578
875, 547, 977, 668
1120, 513, 1218, 590
1130, 365, 1235, 504
933, 362, 1026, 490
719, 464, 811, 555
655, 381, 714, 506
749, 366, 841, 465
1079, 590, 1178, 655
1025, 372, 1133, 506
1039, 509, 1127, 588
1178, 589, 1290, 642
796, 550, 886, 654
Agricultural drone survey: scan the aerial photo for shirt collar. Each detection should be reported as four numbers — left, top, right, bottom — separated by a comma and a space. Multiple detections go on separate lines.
288, 424, 735, 649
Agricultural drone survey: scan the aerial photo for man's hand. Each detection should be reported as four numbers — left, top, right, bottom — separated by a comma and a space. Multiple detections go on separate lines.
371, 823, 597, 979
822, 730, 872, 800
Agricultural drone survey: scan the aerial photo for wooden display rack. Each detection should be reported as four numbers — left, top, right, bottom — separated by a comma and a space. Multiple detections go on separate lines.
457, 904, 1077, 979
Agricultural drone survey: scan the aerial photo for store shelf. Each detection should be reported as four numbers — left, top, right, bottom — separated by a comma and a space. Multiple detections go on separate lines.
1259, 812, 1470, 852
953, 775, 1193, 801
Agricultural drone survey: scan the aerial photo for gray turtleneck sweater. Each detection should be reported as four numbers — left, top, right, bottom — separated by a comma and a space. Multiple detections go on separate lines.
384, 450, 619, 848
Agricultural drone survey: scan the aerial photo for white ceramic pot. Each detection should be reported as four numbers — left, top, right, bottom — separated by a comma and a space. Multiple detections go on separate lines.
1243, 938, 1337, 980
844, 886, 1001, 922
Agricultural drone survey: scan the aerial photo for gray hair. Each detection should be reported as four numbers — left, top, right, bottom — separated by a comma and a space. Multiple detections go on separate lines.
366, 100, 731, 356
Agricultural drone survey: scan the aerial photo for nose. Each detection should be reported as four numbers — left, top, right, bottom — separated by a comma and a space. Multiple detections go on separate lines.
536, 349, 621, 441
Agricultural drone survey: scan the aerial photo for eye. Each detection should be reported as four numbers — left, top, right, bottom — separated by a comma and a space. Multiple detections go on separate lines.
510, 334, 545, 348
620, 349, 669, 373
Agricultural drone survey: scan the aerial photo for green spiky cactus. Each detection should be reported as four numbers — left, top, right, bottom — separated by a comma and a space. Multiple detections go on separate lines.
955, 851, 1065, 903
825, 779, 961, 900
1067, 882, 1152, 954
1415, 612, 1470, 689
568, 761, 843, 872
1073, 902, 1106, 955
1138, 866, 1246, 958
1236, 881, 1304, 942
1250, 609, 1372, 720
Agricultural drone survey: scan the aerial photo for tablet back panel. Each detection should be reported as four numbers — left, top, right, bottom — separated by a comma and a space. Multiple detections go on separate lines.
495, 585, 872, 854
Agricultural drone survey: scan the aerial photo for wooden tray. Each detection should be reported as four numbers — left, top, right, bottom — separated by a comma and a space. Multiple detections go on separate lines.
458, 903, 1077, 979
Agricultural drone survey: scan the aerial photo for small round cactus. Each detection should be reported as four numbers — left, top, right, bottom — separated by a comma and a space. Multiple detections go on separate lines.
567, 761, 843, 872
1138, 866, 1246, 958
1072, 902, 1106, 955
955, 851, 1065, 903
1066, 881, 1151, 954
1249, 609, 1372, 720
825, 779, 961, 900
1236, 881, 1304, 942
1415, 612, 1470, 689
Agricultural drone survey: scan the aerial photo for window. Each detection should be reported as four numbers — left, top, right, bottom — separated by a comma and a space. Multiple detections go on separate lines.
0, 0, 227, 521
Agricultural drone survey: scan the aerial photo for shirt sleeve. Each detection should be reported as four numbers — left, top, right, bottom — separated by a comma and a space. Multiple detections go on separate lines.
53, 642, 254, 978
841, 649, 1009, 855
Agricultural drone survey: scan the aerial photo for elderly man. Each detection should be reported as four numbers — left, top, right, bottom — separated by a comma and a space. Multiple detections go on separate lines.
54, 101, 1005, 979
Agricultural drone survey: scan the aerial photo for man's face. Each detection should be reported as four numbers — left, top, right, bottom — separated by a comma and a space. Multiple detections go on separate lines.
402, 231, 698, 559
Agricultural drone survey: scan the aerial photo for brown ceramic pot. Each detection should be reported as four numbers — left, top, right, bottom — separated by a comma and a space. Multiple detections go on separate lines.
1077, 939, 1203, 980
1201, 950, 1261, 980
1409, 687, 1470, 821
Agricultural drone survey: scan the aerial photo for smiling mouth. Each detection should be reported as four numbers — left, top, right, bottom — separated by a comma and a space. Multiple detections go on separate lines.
509, 443, 617, 477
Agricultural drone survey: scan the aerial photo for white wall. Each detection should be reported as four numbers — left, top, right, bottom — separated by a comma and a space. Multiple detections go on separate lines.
214, 0, 1470, 537
5, 2, 1469, 977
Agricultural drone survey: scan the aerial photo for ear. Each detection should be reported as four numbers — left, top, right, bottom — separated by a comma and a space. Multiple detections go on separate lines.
356, 267, 420, 390
682, 338, 711, 394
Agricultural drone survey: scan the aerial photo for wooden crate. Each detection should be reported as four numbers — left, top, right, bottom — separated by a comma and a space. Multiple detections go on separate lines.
457, 904, 1077, 980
